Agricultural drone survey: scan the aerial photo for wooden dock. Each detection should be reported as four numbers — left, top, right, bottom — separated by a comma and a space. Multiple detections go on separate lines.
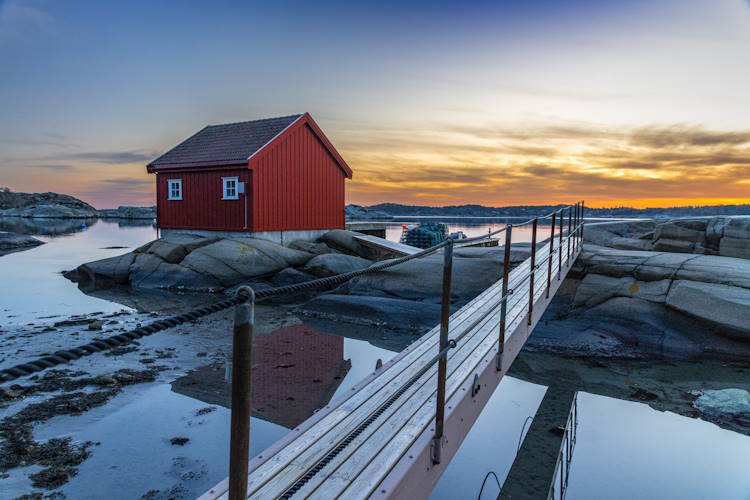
350, 233, 421, 257
203, 233, 580, 499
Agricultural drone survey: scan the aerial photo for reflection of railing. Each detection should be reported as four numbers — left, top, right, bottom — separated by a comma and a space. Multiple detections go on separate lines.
548, 392, 579, 500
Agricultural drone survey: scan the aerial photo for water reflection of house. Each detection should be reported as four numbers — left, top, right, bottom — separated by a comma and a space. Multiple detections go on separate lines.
171, 324, 350, 429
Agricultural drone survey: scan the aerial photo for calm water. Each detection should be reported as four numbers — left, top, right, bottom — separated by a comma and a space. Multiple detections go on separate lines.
0, 219, 157, 326
1, 219, 749, 499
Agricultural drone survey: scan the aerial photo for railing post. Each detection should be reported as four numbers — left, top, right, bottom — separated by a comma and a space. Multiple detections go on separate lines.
573, 202, 579, 252
496, 225, 513, 371
580, 200, 585, 245
432, 240, 453, 464
528, 218, 537, 325
546, 212, 555, 298
567, 206, 572, 265
229, 287, 255, 500
557, 209, 563, 280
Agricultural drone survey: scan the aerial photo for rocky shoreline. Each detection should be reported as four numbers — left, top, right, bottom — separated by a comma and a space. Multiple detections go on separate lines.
0, 232, 44, 257
62, 217, 750, 362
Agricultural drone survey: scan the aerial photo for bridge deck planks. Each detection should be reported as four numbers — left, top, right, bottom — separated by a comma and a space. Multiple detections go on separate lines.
203, 234, 580, 500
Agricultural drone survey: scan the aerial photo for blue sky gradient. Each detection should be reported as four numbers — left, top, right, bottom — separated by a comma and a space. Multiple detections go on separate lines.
1, 0, 749, 207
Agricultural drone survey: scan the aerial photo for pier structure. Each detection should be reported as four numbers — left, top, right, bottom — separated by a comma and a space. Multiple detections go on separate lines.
204, 202, 585, 499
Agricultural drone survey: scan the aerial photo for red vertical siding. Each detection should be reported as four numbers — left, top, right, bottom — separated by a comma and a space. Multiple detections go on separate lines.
250, 122, 346, 232
155, 168, 251, 231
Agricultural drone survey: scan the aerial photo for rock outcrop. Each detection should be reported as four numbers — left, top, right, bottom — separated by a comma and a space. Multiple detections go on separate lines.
98, 206, 156, 219
527, 244, 750, 360
66, 229, 526, 319
66, 234, 314, 292
585, 216, 750, 259
302, 253, 373, 277
0, 231, 44, 257
0, 189, 97, 218
345, 204, 392, 220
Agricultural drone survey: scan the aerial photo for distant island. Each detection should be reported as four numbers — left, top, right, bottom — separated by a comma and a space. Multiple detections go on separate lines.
0, 188, 154, 220
2, 188, 748, 221
348, 202, 750, 219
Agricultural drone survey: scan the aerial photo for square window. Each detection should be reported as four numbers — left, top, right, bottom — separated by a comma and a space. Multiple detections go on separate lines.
223, 177, 239, 200
168, 179, 182, 200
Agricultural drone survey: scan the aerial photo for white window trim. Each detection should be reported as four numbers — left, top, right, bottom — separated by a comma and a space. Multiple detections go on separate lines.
167, 179, 182, 201
222, 176, 239, 200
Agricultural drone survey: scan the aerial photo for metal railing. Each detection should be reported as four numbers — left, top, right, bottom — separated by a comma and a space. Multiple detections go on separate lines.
225, 200, 586, 497
430, 201, 584, 466
548, 392, 579, 500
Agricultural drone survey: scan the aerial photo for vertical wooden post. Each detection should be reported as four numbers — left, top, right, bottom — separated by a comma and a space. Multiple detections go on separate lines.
229, 288, 254, 500
497, 225, 513, 371
528, 218, 537, 325
432, 240, 453, 464
546, 212, 555, 298
558, 209, 563, 280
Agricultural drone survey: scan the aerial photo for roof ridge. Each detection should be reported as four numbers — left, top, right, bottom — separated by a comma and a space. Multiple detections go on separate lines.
206, 113, 304, 128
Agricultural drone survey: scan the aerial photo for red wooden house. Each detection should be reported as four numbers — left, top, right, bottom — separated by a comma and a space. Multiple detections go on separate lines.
147, 113, 352, 243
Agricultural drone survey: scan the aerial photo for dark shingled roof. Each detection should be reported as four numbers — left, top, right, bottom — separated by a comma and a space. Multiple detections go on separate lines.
148, 114, 302, 169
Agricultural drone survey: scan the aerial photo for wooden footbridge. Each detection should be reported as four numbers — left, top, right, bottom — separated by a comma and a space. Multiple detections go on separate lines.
203, 202, 585, 500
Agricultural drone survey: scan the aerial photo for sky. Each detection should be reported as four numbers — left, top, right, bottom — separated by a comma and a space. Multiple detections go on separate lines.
1, 0, 749, 209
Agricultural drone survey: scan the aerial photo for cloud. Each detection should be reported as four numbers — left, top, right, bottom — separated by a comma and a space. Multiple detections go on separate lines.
58, 150, 158, 164
343, 120, 750, 207
629, 125, 750, 148
4, 149, 159, 165
0, 0, 52, 44
26, 163, 75, 171
93, 178, 153, 188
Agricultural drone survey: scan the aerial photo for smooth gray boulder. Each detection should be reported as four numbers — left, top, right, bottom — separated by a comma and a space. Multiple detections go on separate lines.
319, 229, 378, 260
453, 244, 531, 265
573, 274, 669, 308
71, 252, 136, 285
724, 218, 750, 239
270, 267, 317, 287
693, 388, 750, 418
179, 250, 251, 287
653, 238, 697, 253
665, 280, 750, 340
674, 254, 750, 289
342, 253, 507, 305
289, 239, 334, 256
0, 232, 44, 256
128, 253, 167, 287
300, 294, 441, 330
719, 236, 750, 259
145, 234, 216, 263
302, 253, 372, 277
132, 259, 222, 291
654, 220, 707, 243
181, 238, 311, 284
584, 221, 655, 251
586, 217, 750, 260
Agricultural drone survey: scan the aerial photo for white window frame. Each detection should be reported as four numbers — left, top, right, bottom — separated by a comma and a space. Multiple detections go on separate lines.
167, 179, 182, 200
222, 176, 239, 200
